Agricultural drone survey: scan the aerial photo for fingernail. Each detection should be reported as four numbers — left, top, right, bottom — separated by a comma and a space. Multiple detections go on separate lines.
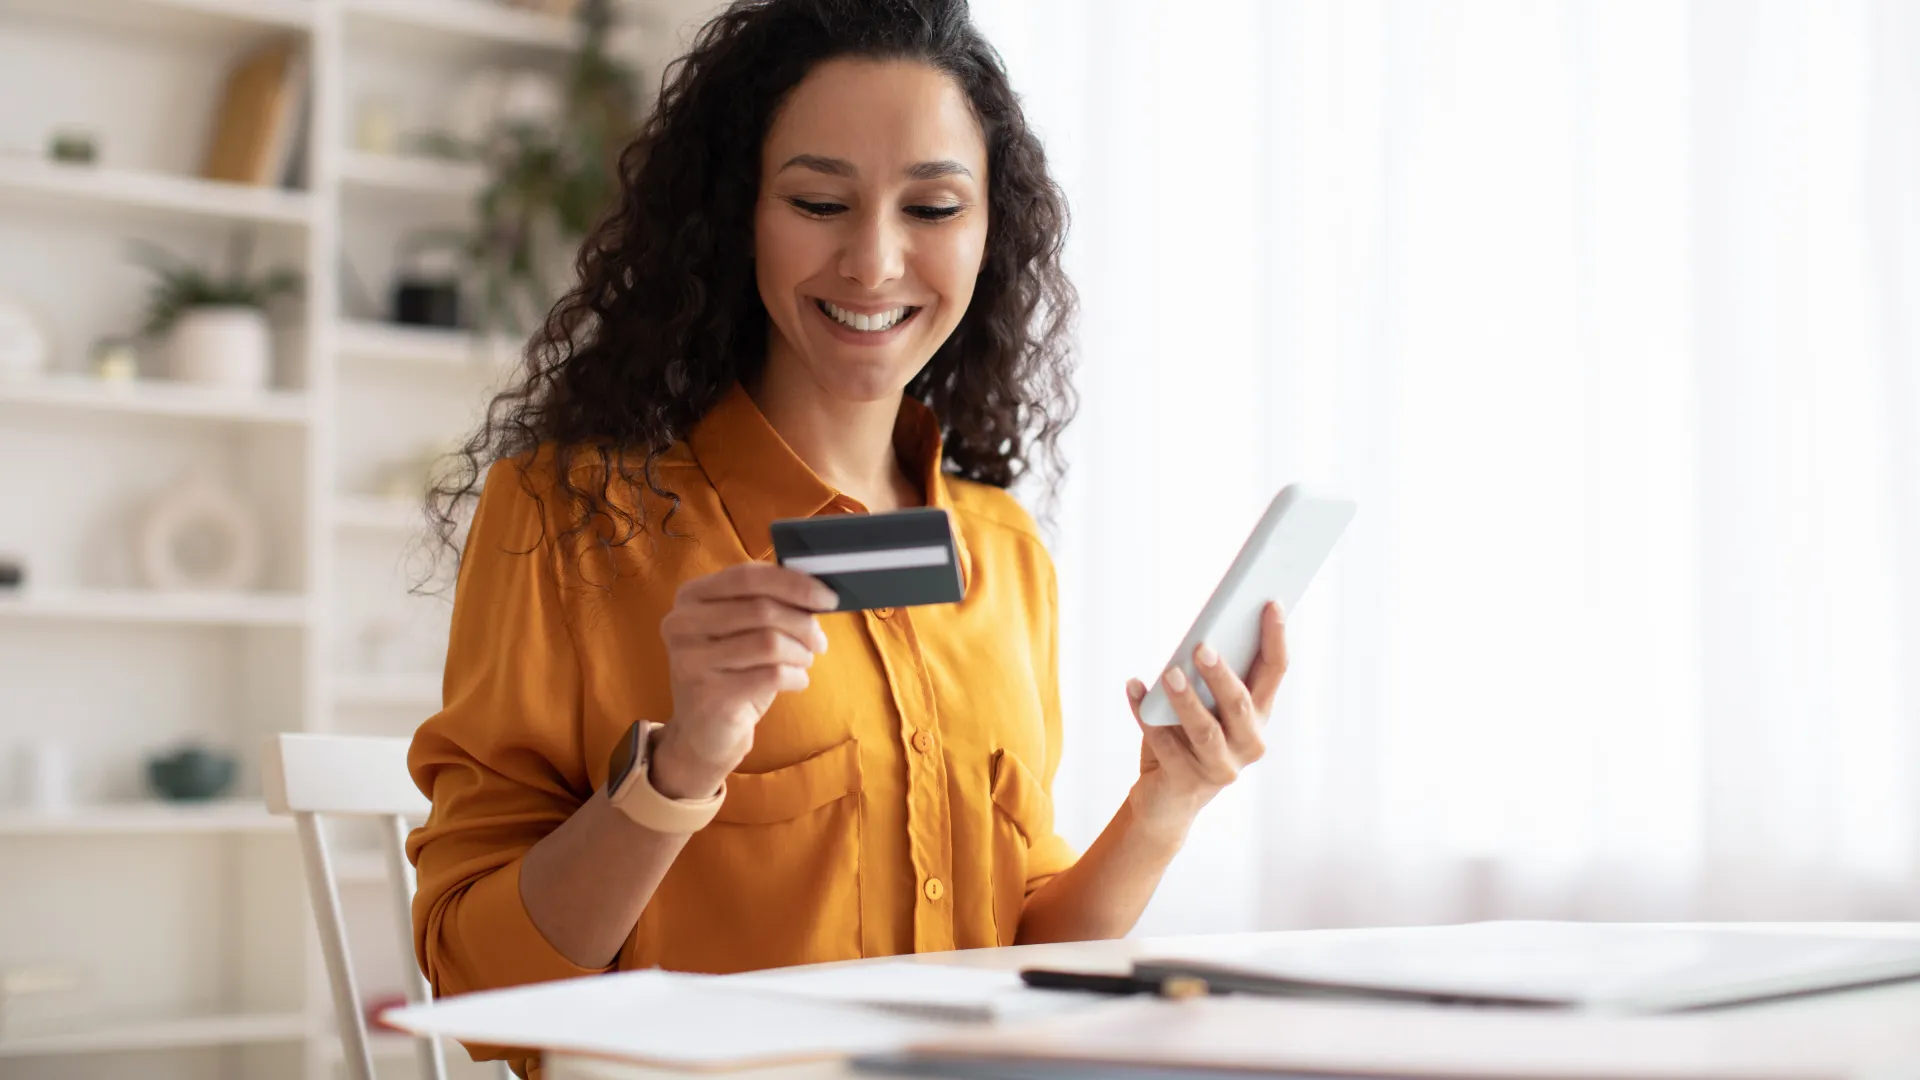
816, 589, 839, 610
1126, 678, 1145, 701
1271, 601, 1286, 622
1196, 643, 1218, 668
1165, 666, 1188, 693
813, 624, 830, 653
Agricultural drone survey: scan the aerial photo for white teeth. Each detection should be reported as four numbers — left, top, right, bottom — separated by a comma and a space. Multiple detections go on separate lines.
822, 301, 910, 332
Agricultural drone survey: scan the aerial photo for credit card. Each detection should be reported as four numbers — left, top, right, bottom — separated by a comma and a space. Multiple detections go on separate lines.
769, 507, 965, 612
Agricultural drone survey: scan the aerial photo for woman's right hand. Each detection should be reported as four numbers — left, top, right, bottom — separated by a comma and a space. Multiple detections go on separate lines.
648, 562, 838, 799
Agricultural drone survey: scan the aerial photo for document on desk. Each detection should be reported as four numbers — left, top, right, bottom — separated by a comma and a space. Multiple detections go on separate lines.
382, 969, 950, 1070
868, 994, 1920, 1080
1132, 921, 1920, 1012
716, 961, 1107, 1023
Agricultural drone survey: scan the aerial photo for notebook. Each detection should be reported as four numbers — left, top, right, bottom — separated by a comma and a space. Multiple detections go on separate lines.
1131, 921, 1920, 1012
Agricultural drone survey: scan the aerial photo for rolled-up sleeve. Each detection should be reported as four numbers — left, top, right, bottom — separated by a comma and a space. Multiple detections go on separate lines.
1025, 553, 1079, 895
406, 459, 610, 1053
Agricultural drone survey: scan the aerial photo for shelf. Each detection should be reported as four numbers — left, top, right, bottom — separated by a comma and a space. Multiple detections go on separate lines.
338, 150, 486, 199
0, 588, 309, 628
0, 157, 312, 228
0, 799, 287, 837
0, 0, 313, 40
334, 672, 442, 710
341, 0, 580, 54
335, 318, 513, 369
0, 373, 310, 425
335, 494, 428, 533
0, 1010, 309, 1058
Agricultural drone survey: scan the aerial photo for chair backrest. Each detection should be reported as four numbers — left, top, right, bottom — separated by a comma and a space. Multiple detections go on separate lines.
262, 733, 445, 1080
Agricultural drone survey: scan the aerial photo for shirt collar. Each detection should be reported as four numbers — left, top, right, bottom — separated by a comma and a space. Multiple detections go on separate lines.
687, 381, 974, 593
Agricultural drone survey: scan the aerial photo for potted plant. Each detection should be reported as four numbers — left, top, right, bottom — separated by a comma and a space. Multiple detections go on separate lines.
409, 0, 637, 334
129, 231, 301, 391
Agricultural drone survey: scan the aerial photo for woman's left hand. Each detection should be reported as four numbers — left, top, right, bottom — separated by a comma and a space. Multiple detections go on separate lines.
1124, 600, 1289, 843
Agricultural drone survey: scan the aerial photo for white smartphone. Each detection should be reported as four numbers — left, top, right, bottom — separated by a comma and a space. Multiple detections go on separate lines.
1138, 484, 1357, 727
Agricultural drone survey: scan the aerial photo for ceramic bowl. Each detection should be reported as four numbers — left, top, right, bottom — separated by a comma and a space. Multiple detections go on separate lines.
146, 747, 236, 802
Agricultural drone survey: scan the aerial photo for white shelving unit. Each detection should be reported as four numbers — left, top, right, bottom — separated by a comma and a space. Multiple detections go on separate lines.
334, 672, 442, 709
341, 0, 582, 53
0, 799, 286, 836
338, 149, 487, 198
0, 588, 310, 627
335, 318, 506, 369
0, 1011, 313, 1059
0, 1, 654, 1078
0, 0, 315, 35
0, 157, 315, 227
334, 493, 429, 533
0, 374, 310, 425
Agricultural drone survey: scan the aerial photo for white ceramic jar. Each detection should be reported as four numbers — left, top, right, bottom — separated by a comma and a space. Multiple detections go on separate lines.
166, 305, 272, 390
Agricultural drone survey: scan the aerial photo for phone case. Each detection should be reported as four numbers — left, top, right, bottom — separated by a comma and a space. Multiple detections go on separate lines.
1137, 485, 1356, 727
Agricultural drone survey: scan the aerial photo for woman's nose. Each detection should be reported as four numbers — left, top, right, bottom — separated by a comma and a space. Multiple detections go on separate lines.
837, 209, 906, 290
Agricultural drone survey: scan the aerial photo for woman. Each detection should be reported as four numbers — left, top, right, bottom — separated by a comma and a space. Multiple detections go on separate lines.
408, 1, 1287, 1073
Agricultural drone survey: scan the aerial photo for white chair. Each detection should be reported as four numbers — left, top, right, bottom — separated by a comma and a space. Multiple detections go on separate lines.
262, 732, 450, 1080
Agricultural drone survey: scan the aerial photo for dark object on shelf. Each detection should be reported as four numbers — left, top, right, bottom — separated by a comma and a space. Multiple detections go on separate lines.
146, 744, 237, 801
0, 557, 22, 589
408, 0, 637, 334
394, 278, 460, 328
48, 130, 97, 165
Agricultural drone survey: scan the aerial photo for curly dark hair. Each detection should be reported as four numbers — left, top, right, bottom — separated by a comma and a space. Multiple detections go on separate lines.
426, 0, 1077, 582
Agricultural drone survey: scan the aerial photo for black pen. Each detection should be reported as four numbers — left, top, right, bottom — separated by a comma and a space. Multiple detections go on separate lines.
1019, 968, 1213, 999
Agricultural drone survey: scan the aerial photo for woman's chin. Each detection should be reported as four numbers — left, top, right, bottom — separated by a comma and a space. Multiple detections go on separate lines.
805, 346, 925, 402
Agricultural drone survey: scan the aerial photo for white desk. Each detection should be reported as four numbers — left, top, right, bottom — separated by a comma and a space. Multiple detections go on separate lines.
542, 923, 1920, 1080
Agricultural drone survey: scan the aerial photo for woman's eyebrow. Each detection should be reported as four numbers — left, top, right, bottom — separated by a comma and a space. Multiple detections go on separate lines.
778, 154, 974, 181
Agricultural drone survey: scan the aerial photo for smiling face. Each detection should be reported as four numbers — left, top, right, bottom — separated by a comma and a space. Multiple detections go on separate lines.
754, 57, 991, 403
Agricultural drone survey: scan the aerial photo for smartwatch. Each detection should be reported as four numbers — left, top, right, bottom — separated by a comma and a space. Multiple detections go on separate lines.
604, 720, 726, 833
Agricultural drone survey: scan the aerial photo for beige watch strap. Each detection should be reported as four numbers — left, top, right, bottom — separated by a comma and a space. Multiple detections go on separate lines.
609, 722, 727, 834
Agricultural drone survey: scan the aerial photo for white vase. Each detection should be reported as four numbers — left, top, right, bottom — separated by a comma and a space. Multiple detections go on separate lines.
0, 299, 51, 382
137, 471, 264, 592
166, 305, 272, 391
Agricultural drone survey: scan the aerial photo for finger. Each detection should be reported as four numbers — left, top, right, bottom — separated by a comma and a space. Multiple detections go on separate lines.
1192, 641, 1263, 762
1161, 664, 1240, 784
1137, 722, 1192, 776
772, 663, 811, 694
682, 562, 839, 612
1134, 700, 1198, 779
738, 663, 812, 701
697, 626, 818, 672
1245, 601, 1290, 714
684, 596, 829, 654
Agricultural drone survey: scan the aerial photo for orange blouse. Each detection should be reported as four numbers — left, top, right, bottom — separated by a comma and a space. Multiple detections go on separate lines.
407, 382, 1077, 1071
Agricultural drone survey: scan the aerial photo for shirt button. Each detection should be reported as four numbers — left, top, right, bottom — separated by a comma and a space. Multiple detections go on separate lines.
911, 730, 934, 753
873, 607, 895, 619
924, 877, 945, 902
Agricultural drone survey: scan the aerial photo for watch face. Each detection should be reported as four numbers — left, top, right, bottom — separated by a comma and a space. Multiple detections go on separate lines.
607, 721, 644, 793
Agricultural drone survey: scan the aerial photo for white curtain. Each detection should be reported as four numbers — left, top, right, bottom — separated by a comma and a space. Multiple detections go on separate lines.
972, 0, 1920, 933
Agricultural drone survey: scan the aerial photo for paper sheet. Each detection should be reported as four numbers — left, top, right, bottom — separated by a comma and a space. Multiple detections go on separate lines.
382, 969, 943, 1070
716, 961, 1105, 1022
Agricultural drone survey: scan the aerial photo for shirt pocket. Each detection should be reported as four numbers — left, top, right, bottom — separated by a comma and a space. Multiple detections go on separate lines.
652, 738, 864, 973
988, 747, 1051, 946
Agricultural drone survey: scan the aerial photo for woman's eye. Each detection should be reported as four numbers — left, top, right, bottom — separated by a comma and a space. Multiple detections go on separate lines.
786, 197, 962, 221
788, 197, 845, 216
